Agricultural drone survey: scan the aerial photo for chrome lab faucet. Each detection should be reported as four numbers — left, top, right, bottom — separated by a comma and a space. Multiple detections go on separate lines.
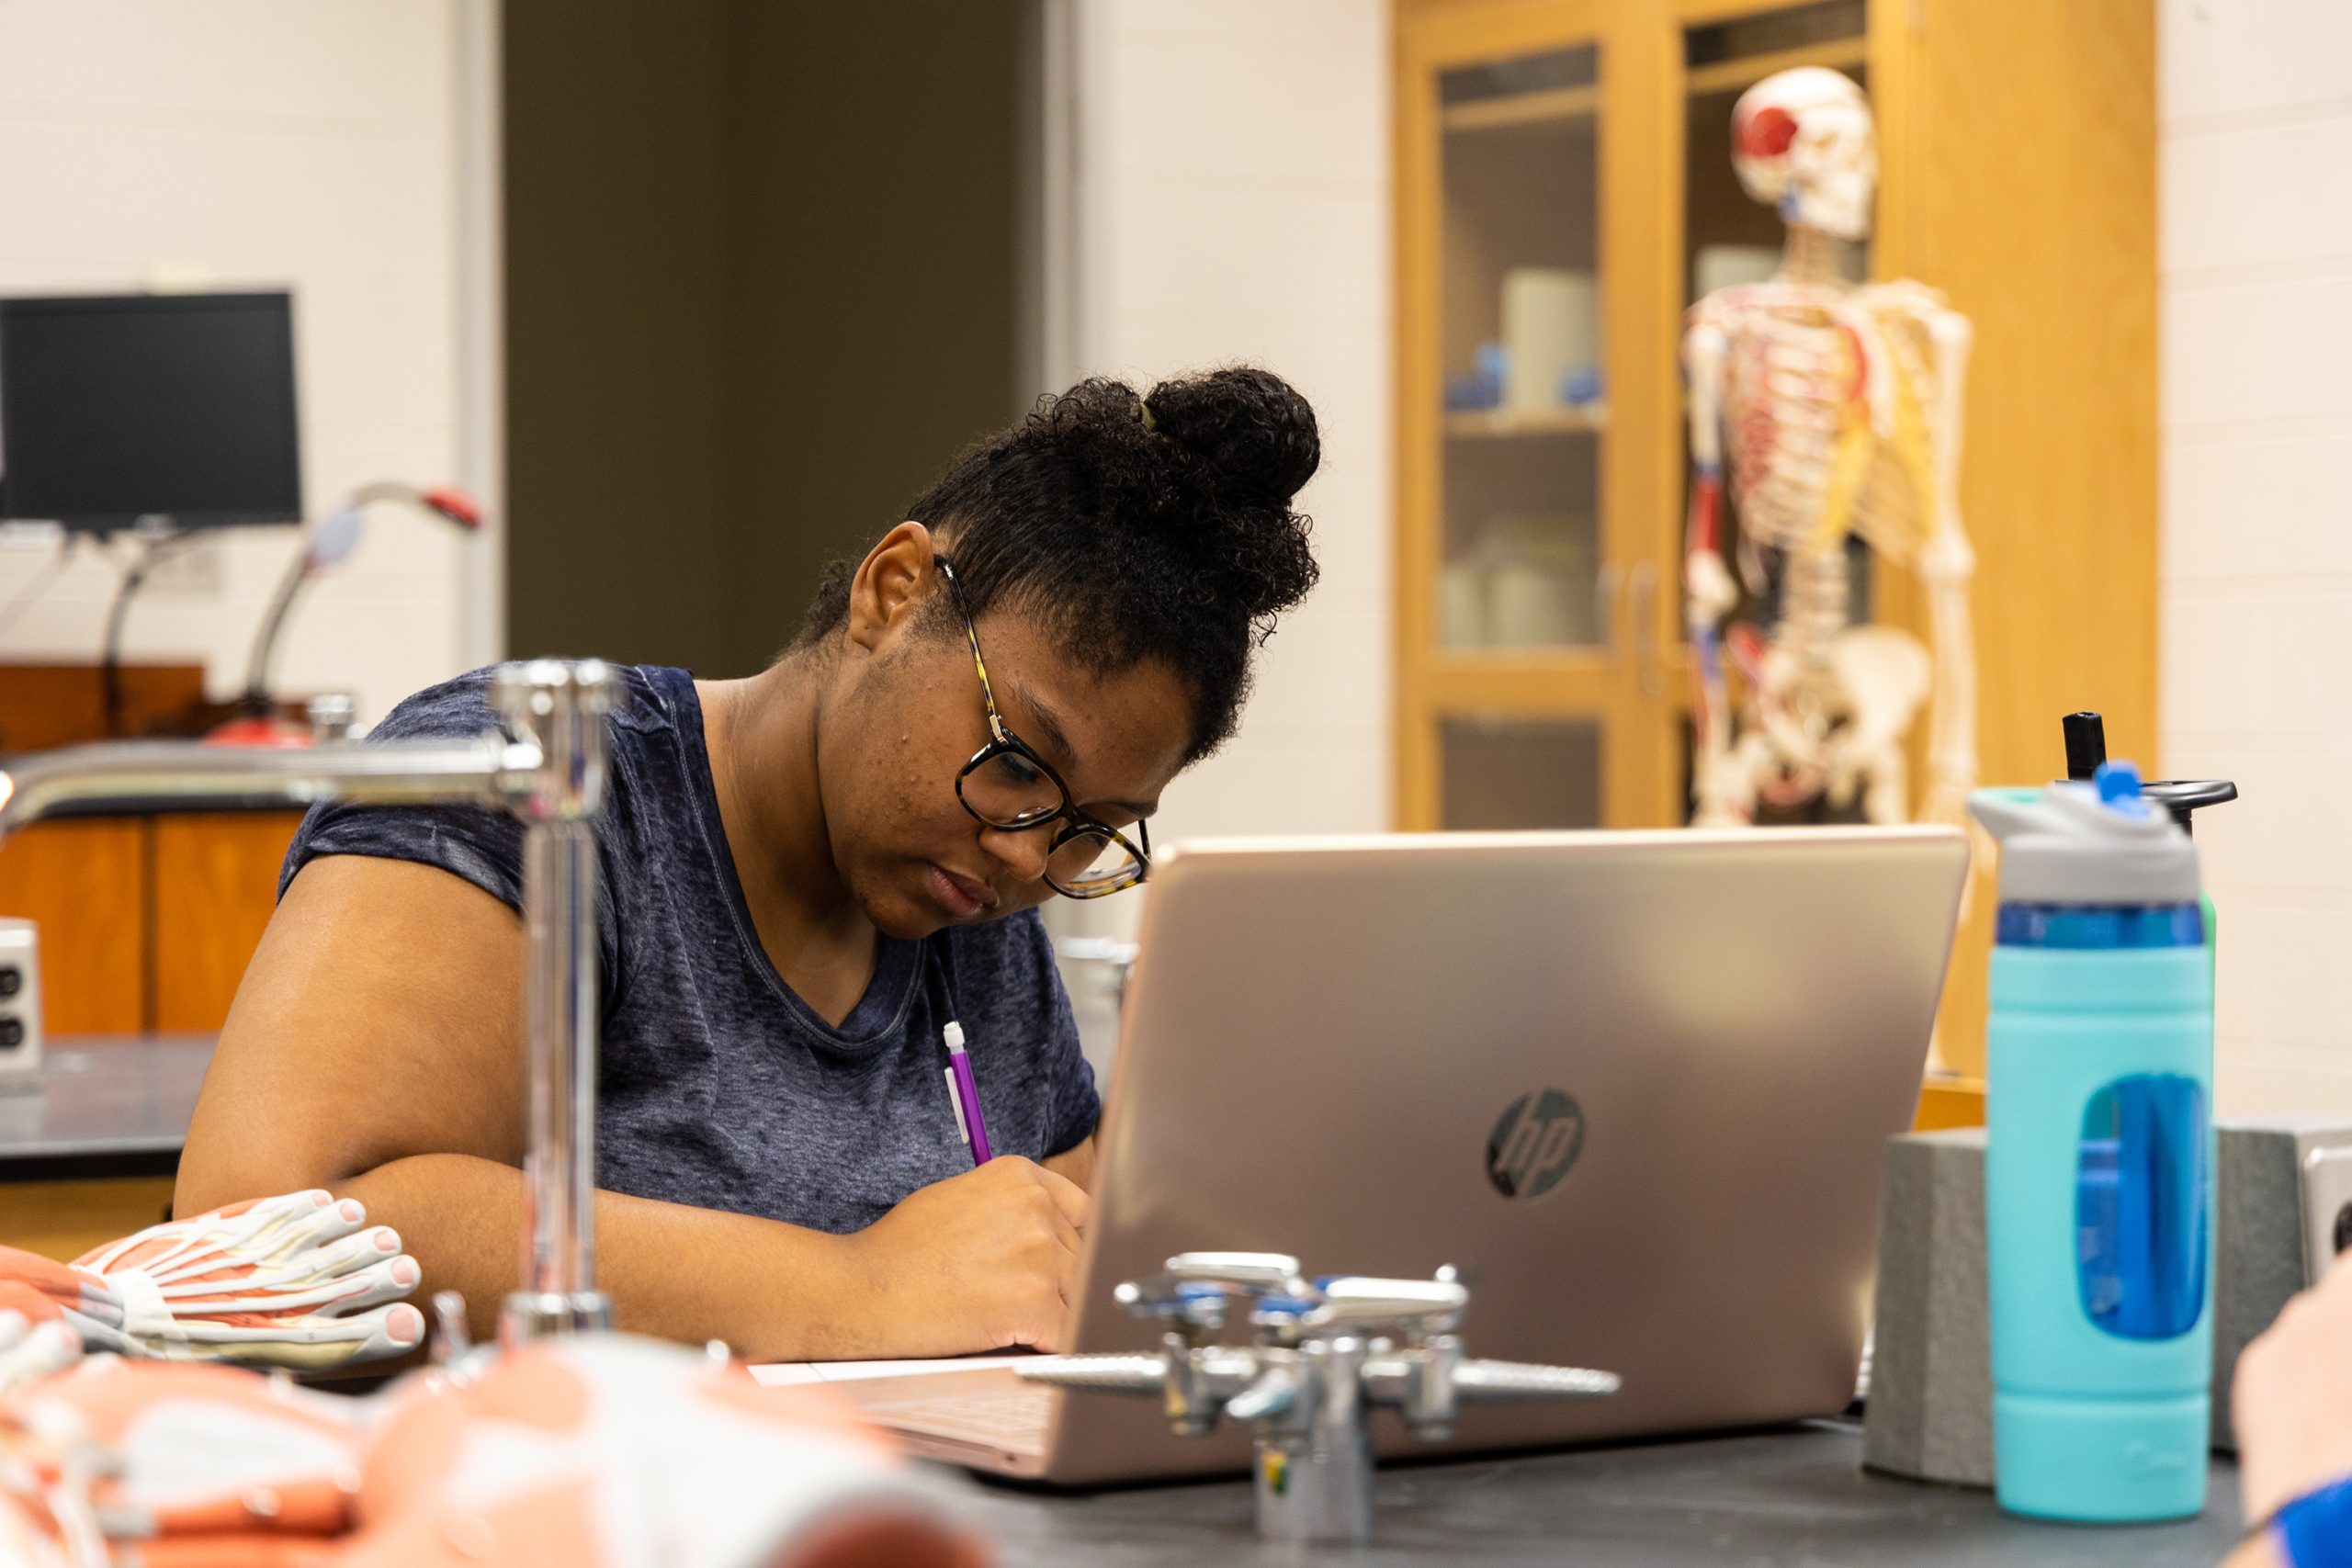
0, 659, 617, 1348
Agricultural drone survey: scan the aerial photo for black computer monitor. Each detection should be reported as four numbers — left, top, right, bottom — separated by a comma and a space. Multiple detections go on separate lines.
0, 291, 302, 533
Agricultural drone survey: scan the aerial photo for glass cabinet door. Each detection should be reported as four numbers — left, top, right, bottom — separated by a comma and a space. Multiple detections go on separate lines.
1436, 44, 1604, 656
1396, 8, 1654, 835
1442, 717, 1601, 830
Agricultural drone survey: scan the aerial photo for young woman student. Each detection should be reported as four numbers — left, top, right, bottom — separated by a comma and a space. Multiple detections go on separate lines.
173, 367, 1322, 1361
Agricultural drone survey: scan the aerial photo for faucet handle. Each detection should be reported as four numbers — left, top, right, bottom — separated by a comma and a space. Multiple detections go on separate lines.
1116, 1253, 1306, 1341
1017, 1352, 1171, 1395
1309, 1276, 1469, 1336
1165, 1252, 1303, 1289
1451, 1359, 1622, 1400
307, 691, 356, 743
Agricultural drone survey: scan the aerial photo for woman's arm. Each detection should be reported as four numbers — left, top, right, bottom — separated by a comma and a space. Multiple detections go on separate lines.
1041, 1137, 1095, 1192
176, 856, 1086, 1359
2225, 1536, 2286, 1568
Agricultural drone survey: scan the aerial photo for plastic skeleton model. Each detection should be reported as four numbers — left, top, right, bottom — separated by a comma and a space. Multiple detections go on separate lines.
0, 1190, 424, 1372
1683, 67, 1978, 828
0, 1333, 986, 1568
1023, 1252, 1618, 1545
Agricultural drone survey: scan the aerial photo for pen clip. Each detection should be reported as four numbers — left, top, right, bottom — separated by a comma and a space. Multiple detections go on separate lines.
944, 1067, 972, 1147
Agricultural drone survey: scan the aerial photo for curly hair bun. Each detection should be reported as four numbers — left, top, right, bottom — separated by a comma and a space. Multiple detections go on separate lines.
803, 364, 1325, 762
1146, 366, 1321, 509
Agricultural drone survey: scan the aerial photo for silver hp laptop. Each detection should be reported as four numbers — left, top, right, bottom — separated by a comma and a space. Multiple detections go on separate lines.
838, 828, 1969, 1483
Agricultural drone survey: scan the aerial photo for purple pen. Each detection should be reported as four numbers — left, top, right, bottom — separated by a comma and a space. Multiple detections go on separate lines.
942, 1020, 994, 1166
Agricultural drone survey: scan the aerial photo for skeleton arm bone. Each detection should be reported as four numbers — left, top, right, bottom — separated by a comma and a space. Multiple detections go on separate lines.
1914, 300, 1978, 825
1683, 314, 1745, 824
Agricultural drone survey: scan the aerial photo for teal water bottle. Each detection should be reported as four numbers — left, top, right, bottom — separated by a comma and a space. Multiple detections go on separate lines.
1970, 762, 2212, 1523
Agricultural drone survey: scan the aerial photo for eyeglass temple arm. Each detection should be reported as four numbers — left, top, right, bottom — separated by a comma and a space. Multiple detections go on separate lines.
940, 558, 1015, 748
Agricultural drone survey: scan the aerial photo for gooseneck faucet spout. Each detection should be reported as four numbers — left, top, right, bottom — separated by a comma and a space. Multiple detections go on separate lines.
0, 659, 619, 1349
0, 734, 533, 834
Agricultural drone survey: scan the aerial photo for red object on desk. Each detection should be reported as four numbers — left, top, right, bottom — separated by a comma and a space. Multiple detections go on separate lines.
202, 714, 314, 748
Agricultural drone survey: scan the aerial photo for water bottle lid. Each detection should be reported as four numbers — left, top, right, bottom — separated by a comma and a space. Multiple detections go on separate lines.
2094, 760, 2147, 810
1968, 767, 2199, 907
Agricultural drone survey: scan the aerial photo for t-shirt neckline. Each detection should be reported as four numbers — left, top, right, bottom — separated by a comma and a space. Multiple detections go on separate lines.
661, 666, 921, 1053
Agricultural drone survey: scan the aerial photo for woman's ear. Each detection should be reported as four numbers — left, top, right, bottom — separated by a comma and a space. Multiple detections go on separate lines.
844, 522, 937, 654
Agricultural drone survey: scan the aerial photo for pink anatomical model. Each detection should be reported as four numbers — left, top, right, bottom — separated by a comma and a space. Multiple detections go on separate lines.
0, 1333, 989, 1568
0, 1190, 425, 1373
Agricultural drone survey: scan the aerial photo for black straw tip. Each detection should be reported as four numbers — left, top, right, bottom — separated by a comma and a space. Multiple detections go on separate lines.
2062, 712, 2108, 782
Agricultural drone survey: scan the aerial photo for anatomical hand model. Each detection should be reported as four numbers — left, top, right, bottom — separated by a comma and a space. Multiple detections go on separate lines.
0, 1189, 424, 1372
1683, 67, 1977, 829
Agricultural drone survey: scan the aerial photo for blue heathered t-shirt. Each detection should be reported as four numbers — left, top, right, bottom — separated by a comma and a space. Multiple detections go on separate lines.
278, 664, 1100, 1235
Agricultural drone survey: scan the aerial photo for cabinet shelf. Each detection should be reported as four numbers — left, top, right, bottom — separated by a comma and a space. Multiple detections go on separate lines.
1684, 36, 1866, 96
1441, 83, 1599, 133
1443, 405, 1608, 439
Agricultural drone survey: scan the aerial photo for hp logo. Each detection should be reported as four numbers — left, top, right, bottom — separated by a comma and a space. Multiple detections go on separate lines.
1486, 1089, 1585, 1201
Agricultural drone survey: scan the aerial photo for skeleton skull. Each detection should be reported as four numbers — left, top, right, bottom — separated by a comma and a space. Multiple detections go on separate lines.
1730, 66, 1877, 242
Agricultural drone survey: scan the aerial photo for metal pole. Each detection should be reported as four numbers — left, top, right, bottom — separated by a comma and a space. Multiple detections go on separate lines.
493, 660, 616, 1343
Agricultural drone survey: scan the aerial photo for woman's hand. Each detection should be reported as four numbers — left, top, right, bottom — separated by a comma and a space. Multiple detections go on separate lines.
842, 1157, 1089, 1355
2235, 1257, 2352, 1527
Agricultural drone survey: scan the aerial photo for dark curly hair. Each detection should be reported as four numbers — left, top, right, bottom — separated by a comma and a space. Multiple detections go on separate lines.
794, 367, 1321, 764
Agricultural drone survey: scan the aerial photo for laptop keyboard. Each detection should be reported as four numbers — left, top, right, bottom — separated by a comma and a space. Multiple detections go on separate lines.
863, 1385, 1057, 1457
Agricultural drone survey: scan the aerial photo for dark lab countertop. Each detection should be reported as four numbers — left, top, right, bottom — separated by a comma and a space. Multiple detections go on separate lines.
0, 1034, 213, 1179
964, 1421, 2245, 1567
0, 1045, 2254, 1564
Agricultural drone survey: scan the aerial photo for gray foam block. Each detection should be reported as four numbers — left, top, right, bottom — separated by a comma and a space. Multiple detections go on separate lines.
1862, 1119, 2348, 1482
1863, 1127, 1992, 1486
2213, 1121, 2352, 1451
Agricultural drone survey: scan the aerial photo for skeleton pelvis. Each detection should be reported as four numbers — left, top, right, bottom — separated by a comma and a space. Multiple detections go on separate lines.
1749, 623, 1930, 801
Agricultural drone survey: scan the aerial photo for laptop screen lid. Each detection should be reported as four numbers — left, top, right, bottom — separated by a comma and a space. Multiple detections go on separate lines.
1043, 827, 1968, 1483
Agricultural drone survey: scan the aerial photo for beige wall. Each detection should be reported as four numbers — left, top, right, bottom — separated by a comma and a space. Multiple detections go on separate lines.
2159, 0, 2352, 1112
1047, 0, 1394, 957
0, 0, 480, 726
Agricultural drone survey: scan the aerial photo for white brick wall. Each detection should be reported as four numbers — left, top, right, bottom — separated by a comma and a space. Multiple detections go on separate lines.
1048, 0, 1392, 961
2160, 0, 2352, 1113
0, 0, 481, 727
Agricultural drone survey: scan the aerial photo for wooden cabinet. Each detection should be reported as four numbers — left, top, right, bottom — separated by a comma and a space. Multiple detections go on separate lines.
153, 814, 306, 1032
0, 814, 300, 1037
0, 663, 307, 1036
1395, 0, 2156, 1082
1396, 0, 1673, 832
0, 822, 146, 1034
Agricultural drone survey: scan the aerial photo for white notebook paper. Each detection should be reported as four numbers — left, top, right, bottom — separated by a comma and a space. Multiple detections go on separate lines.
749, 1354, 1038, 1387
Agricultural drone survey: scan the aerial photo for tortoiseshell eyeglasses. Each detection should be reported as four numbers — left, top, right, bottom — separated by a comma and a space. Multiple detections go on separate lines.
936, 558, 1149, 898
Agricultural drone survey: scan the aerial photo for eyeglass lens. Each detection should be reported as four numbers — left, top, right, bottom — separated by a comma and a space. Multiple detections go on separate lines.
960, 748, 1065, 829
1047, 828, 1142, 895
